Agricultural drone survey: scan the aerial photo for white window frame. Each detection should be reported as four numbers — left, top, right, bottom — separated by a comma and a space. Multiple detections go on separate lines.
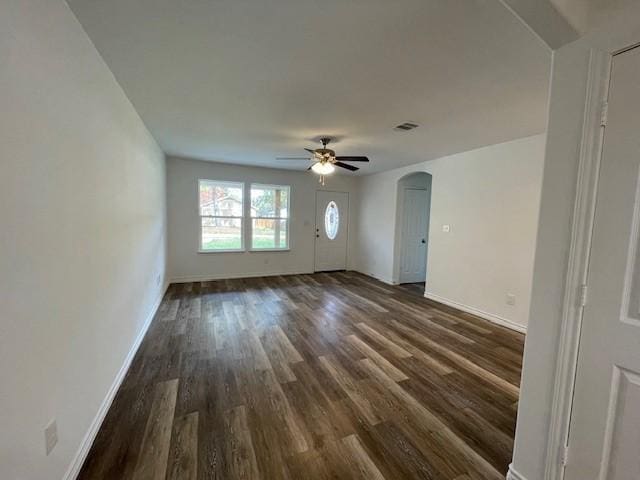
198, 179, 245, 253
249, 183, 291, 252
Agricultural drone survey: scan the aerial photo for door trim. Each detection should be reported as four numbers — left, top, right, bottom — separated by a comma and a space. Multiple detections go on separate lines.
543, 48, 612, 480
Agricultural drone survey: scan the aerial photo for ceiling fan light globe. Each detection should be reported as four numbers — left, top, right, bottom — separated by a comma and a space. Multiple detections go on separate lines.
311, 162, 335, 175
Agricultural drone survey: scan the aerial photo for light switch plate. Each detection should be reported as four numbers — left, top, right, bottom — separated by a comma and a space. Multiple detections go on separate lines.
442, 224, 451, 233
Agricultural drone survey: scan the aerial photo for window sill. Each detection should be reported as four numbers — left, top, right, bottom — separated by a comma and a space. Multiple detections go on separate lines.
249, 248, 291, 253
198, 249, 245, 254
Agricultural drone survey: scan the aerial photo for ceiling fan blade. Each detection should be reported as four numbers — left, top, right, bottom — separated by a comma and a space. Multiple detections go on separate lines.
335, 156, 369, 162
304, 148, 316, 154
276, 157, 311, 160
334, 161, 359, 172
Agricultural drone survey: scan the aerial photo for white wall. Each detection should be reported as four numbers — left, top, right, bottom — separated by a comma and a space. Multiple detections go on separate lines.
0, 1, 167, 479
511, 4, 640, 479
354, 134, 545, 330
166, 156, 359, 282
510, 43, 589, 480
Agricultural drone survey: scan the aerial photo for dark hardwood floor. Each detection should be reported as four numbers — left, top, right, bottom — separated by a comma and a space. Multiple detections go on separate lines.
79, 271, 524, 480
399, 282, 427, 296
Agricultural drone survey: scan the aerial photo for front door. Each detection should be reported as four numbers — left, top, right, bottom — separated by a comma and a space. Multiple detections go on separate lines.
399, 188, 430, 284
315, 191, 348, 272
565, 46, 640, 480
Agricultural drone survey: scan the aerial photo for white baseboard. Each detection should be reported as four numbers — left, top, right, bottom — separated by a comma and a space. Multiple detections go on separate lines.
170, 269, 312, 283
424, 291, 527, 334
350, 269, 397, 286
63, 281, 169, 480
507, 464, 528, 480
371, 276, 397, 285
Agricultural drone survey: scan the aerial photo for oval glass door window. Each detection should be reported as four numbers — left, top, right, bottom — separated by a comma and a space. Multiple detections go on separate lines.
325, 201, 340, 240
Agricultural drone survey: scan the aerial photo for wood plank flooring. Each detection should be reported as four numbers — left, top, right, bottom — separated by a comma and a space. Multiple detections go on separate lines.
78, 272, 524, 480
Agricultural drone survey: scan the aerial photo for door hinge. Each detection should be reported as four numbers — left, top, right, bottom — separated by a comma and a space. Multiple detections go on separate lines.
579, 284, 588, 307
600, 100, 609, 127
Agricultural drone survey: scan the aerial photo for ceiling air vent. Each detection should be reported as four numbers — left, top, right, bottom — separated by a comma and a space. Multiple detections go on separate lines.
394, 122, 419, 132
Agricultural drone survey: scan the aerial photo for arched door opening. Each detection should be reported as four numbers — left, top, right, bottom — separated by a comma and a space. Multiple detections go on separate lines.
394, 172, 432, 286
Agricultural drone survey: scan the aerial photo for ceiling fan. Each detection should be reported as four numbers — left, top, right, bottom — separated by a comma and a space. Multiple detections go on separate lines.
277, 138, 369, 185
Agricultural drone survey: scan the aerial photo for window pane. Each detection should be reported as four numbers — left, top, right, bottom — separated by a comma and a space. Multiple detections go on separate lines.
325, 201, 339, 240
200, 182, 243, 217
251, 186, 288, 218
201, 217, 242, 250
278, 219, 288, 247
252, 219, 288, 249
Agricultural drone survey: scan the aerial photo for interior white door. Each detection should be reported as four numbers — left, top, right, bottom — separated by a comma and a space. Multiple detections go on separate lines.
399, 188, 430, 284
565, 46, 640, 480
315, 191, 349, 272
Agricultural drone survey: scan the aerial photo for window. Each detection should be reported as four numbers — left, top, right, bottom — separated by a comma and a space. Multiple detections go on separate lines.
325, 201, 339, 240
250, 184, 290, 250
197, 181, 291, 253
198, 180, 244, 251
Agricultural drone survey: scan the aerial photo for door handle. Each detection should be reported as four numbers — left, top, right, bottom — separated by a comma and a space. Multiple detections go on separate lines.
421, 239, 426, 244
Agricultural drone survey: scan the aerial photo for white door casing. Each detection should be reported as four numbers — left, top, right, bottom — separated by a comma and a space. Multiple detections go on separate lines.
399, 188, 430, 284
314, 191, 348, 272
565, 46, 640, 480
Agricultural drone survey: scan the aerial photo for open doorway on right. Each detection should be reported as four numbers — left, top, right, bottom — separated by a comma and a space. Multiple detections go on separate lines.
395, 172, 433, 287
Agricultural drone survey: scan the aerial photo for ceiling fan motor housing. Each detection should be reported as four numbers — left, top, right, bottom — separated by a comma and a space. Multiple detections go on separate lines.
315, 148, 336, 161
314, 137, 335, 161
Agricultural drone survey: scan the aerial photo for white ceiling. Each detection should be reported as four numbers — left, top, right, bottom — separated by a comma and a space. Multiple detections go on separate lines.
499, 0, 579, 48
68, 0, 551, 175
549, 0, 636, 35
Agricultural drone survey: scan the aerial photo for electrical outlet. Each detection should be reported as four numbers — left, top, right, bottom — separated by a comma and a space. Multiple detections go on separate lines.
45, 419, 58, 455
506, 293, 516, 306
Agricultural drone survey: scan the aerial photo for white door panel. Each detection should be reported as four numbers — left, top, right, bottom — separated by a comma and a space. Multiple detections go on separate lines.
315, 191, 348, 272
399, 188, 430, 284
566, 46, 640, 480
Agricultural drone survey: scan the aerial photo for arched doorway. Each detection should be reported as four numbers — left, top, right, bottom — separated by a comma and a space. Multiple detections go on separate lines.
393, 172, 432, 285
